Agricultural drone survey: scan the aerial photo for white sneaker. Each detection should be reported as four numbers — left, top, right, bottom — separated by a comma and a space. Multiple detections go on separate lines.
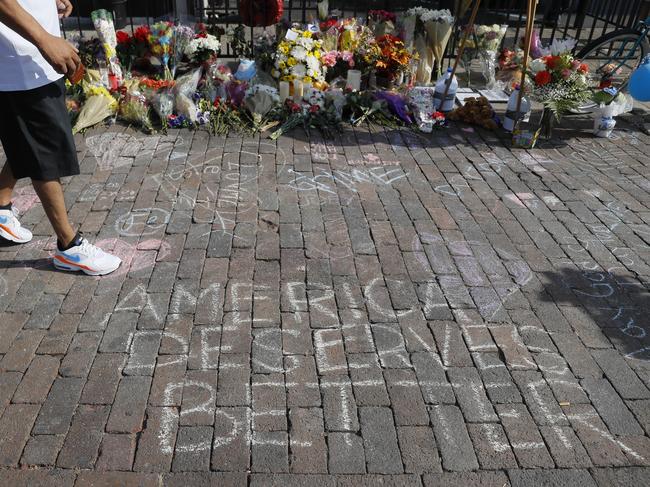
0, 208, 33, 244
53, 237, 122, 276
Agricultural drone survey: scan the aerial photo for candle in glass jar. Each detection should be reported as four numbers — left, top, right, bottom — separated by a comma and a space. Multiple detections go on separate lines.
279, 81, 290, 101
346, 70, 362, 91
293, 80, 304, 101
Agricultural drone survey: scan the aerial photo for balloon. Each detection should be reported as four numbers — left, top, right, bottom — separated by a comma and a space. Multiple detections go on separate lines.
629, 55, 650, 102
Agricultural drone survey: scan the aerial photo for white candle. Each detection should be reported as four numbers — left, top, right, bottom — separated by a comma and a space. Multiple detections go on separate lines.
303, 82, 312, 96
279, 81, 290, 101
293, 80, 304, 101
346, 70, 362, 91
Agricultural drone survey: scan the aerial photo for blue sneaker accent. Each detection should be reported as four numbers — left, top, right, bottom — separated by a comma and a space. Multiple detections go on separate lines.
0, 215, 7, 224
61, 252, 83, 263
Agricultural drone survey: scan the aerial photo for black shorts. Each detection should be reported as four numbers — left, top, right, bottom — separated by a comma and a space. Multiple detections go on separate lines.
0, 78, 80, 181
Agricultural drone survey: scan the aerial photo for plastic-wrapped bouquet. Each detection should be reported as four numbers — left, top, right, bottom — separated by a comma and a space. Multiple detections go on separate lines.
140, 78, 176, 123
244, 84, 281, 130
591, 86, 632, 137
473, 24, 508, 87
118, 83, 154, 132
91, 9, 123, 86
367, 10, 396, 38
406, 7, 454, 82
72, 84, 118, 133
185, 33, 221, 65
272, 28, 325, 84
172, 24, 196, 74
148, 21, 174, 79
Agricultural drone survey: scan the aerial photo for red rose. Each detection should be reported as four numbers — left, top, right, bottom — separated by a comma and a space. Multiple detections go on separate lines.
578, 63, 589, 73
134, 25, 151, 43
116, 31, 130, 44
544, 56, 561, 70
598, 79, 612, 89
535, 70, 552, 86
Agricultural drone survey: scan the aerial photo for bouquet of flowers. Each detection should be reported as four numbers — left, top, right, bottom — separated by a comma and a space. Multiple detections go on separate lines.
115, 27, 150, 73
375, 35, 412, 85
72, 84, 118, 133
91, 9, 123, 86
172, 24, 195, 74
118, 82, 154, 132
473, 24, 508, 87
244, 84, 281, 130
527, 41, 591, 137
409, 86, 444, 132
206, 97, 250, 135
406, 7, 455, 82
528, 45, 591, 118
321, 50, 355, 81
344, 90, 401, 127
184, 33, 221, 65
148, 21, 174, 79
270, 97, 340, 140
140, 78, 176, 123
319, 18, 340, 52
205, 63, 232, 101
368, 10, 396, 38
272, 29, 325, 84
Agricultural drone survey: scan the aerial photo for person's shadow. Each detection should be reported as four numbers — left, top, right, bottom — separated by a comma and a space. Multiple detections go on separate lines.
539, 266, 650, 361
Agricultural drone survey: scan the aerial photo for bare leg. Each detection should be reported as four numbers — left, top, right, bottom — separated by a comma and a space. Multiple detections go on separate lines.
0, 163, 17, 206
31, 179, 76, 246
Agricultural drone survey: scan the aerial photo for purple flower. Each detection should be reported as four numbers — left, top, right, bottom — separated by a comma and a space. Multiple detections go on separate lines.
373, 91, 413, 124
226, 80, 248, 106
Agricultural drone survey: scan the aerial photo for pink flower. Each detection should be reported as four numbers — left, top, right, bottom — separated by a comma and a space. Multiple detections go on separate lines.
341, 50, 355, 67
561, 68, 571, 79
571, 59, 581, 70
322, 51, 338, 67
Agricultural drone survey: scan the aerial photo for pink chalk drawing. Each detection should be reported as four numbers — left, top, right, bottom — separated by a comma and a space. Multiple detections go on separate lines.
12, 186, 40, 214
92, 238, 171, 278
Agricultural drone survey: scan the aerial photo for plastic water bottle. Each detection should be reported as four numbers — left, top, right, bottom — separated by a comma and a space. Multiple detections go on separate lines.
502, 85, 530, 132
433, 68, 458, 112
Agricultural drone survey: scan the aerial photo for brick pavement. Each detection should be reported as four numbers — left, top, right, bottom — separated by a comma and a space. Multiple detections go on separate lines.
1, 116, 650, 486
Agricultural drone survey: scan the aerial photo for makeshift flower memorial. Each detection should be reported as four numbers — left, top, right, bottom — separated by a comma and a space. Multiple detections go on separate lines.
148, 21, 174, 79
91, 9, 124, 86
406, 7, 454, 83
185, 33, 222, 66
272, 29, 325, 84
72, 84, 118, 133
375, 35, 412, 87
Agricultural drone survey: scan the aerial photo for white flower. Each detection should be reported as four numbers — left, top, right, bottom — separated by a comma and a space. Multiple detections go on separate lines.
291, 45, 308, 61
541, 38, 577, 56
296, 36, 314, 50
292, 64, 306, 78
306, 54, 320, 72
185, 34, 221, 57
530, 58, 546, 74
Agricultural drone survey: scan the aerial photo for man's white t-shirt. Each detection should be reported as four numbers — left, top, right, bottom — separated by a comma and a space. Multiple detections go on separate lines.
0, 0, 63, 91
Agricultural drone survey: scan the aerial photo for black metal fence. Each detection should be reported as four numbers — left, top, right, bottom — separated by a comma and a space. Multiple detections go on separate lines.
62, 0, 649, 58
